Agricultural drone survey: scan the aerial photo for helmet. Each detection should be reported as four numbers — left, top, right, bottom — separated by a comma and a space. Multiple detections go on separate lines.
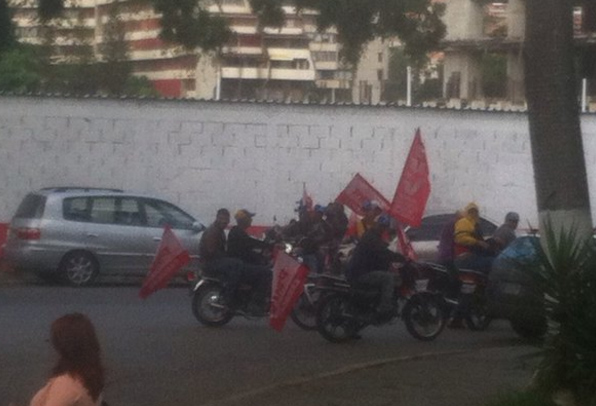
377, 213, 391, 227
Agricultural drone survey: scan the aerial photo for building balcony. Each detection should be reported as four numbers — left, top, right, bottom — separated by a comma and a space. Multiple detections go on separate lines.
222, 46, 264, 56
315, 79, 351, 89
314, 61, 339, 70
309, 43, 339, 52
267, 48, 311, 61
222, 67, 315, 81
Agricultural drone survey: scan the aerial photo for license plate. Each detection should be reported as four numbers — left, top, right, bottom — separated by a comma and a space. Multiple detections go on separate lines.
415, 279, 429, 292
460, 283, 476, 294
502, 282, 522, 295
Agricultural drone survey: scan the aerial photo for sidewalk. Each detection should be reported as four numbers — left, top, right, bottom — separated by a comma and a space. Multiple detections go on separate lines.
200, 345, 538, 406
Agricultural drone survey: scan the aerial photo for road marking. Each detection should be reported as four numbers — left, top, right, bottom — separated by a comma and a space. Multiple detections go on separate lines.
198, 347, 490, 406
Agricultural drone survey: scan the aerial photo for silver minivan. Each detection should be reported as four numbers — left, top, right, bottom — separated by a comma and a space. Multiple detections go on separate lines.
2, 187, 204, 286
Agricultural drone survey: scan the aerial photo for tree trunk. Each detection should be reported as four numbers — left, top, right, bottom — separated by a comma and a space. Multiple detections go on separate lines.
524, 0, 593, 237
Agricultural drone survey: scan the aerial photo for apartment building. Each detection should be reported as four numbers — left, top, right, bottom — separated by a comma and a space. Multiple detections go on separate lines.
442, 0, 596, 107
9, 0, 391, 103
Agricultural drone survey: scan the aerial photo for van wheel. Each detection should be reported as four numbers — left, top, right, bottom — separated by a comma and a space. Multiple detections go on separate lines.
59, 252, 99, 287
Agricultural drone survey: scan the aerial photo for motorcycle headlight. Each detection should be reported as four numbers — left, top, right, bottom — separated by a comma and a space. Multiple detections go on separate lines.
284, 243, 293, 254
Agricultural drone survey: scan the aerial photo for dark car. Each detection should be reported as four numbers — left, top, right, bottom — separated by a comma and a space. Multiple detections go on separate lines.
488, 235, 547, 339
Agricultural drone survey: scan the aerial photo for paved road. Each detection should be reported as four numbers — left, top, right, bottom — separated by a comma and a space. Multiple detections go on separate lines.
0, 284, 538, 406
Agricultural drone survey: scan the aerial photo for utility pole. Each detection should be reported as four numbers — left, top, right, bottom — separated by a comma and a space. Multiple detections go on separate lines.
406, 66, 412, 106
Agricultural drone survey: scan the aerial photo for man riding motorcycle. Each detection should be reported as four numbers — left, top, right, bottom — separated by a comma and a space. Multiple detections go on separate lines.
199, 208, 271, 315
345, 213, 407, 318
227, 209, 272, 266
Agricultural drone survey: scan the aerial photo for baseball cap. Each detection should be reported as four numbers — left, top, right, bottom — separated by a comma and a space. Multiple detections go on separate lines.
234, 209, 256, 220
505, 212, 520, 222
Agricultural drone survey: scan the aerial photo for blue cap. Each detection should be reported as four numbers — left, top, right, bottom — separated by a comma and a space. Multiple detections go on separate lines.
377, 213, 391, 227
314, 204, 326, 213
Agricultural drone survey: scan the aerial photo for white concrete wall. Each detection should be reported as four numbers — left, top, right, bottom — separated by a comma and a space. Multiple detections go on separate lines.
2, 95, 596, 229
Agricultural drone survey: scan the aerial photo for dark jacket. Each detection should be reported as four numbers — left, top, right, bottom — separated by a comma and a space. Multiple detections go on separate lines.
227, 226, 269, 265
346, 229, 406, 281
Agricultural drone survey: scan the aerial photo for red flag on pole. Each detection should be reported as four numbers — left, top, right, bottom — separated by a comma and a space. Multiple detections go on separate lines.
389, 129, 431, 227
395, 223, 418, 261
139, 225, 190, 299
269, 252, 309, 331
301, 183, 313, 212
336, 173, 391, 216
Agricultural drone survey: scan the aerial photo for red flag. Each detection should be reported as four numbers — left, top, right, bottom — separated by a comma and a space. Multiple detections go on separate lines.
336, 173, 391, 216
390, 129, 431, 227
139, 225, 190, 299
269, 252, 309, 331
395, 223, 418, 261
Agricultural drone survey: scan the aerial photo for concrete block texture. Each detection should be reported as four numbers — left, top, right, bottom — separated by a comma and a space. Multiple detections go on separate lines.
1, 96, 596, 226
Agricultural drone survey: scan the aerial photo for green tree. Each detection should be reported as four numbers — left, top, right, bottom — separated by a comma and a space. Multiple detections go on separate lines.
97, 0, 131, 95
123, 76, 160, 97
37, 0, 445, 67
0, 0, 15, 55
251, 0, 446, 67
481, 53, 507, 99
0, 45, 42, 92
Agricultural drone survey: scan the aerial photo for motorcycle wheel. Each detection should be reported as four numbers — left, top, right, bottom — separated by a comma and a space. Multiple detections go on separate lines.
192, 284, 234, 327
464, 292, 492, 331
316, 293, 359, 343
290, 291, 320, 331
403, 293, 447, 341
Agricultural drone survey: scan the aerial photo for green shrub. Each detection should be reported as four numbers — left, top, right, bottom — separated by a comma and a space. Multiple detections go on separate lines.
527, 222, 596, 405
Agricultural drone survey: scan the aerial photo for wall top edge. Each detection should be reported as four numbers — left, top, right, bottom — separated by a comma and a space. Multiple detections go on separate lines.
0, 92, 541, 114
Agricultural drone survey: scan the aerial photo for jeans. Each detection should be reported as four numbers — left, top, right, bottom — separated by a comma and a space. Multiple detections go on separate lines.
204, 258, 244, 301
454, 253, 494, 275
240, 263, 272, 307
302, 254, 321, 274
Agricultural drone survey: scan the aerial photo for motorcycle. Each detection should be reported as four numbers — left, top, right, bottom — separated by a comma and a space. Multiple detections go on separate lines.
191, 267, 272, 326
288, 240, 355, 330
190, 229, 283, 326
425, 262, 492, 331
290, 271, 351, 330
314, 261, 447, 343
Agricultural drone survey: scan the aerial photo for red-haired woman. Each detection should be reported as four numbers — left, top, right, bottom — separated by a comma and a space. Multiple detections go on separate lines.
30, 313, 105, 406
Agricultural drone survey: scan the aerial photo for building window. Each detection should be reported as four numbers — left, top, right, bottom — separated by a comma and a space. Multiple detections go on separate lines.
446, 72, 461, 99
377, 69, 383, 81
378, 52, 383, 63
359, 80, 372, 103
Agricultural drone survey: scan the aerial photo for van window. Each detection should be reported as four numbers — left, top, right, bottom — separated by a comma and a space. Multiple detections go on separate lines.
90, 197, 117, 224
63, 197, 90, 222
114, 198, 144, 226
14, 194, 46, 219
